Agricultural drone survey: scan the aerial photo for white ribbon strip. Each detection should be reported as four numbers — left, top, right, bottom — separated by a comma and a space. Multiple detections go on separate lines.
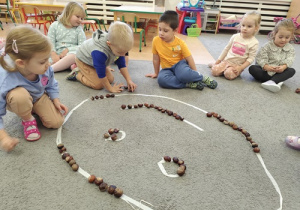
256, 153, 282, 210
121, 195, 153, 210
157, 158, 179, 178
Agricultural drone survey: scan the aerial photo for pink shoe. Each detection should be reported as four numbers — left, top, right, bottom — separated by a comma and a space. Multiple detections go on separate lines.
22, 118, 41, 141
285, 136, 300, 150
70, 63, 77, 70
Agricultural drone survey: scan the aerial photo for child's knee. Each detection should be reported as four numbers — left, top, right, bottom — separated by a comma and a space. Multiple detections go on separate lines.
224, 70, 238, 80
43, 116, 64, 129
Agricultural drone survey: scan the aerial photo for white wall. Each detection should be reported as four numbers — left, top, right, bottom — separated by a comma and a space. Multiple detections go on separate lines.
165, 0, 181, 10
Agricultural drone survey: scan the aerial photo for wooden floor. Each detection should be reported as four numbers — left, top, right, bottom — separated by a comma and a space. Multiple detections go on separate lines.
0, 18, 215, 65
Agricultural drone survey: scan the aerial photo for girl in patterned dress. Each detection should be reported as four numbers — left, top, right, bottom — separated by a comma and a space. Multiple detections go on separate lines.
249, 19, 296, 92
48, 2, 86, 72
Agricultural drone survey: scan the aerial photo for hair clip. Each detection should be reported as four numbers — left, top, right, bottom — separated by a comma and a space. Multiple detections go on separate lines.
12, 39, 18, 54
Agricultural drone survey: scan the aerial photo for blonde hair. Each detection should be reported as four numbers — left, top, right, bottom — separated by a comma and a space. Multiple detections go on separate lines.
0, 26, 52, 72
107, 21, 134, 52
58, 2, 86, 27
239, 11, 261, 35
269, 19, 295, 40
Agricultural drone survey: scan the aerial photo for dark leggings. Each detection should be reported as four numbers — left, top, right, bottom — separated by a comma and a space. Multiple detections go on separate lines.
249, 65, 295, 83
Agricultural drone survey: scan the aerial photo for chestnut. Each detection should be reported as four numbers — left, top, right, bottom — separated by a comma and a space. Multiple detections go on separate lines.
121, 104, 126, 109
114, 188, 123, 198
251, 143, 258, 148
88, 175, 96, 183
99, 95, 104, 99
246, 136, 252, 141
213, 113, 218, 118
295, 88, 300, 93
59, 147, 66, 153
110, 94, 115, 98
253, 147, 260, 153
164, 156, 171, 162
150, 104, 154, 108
232, 124, 238, 130
111, 134, 117, 141
99, 182, 108, 192
173, 157, 179, 163
178, 160, 184, 165
95, 177, 103, 186
127, 104, 132, 109
144, 103, 149, 107
104, 133, 110, 138
114, 128, 119, 133
206, 112, 213, 117
91, 96, 95, 100
219, 118, 224, 122
134, 105, 138, 108
95, 96, 99, 100
108, 128, 115, 135
106, 94, 111, 98
62, 152, 70, 159
71, 164, 79, 171
57, 143, 64, 149
65, 156, 73, 163
175, 115, 181, 120
69, 159, 76, 166
108, 185, 117, 195
177, 166, 185, 176
138, 104, 143, 107
223, 120, 229, 125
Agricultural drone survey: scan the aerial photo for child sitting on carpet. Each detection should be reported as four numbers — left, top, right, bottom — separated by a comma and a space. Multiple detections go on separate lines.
48, 2, 86, 72
66, 21, 137, 93
249, 19, 296, 93
145, 10, 217, 90
209, 11, 261, 80
0, 26, 68, 152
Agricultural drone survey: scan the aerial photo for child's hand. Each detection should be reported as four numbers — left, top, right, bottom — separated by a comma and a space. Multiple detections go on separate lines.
215, 60, 221, 65
127, 81, 137, 92
263, 65, 277, 72
106, 66, 115, 72
145, 73, 158, 78
53, 98, 68, 115
274, 65, 286, 73
59, 48, 69, 58
0, 136, 19, 152
51, 53, 60, 64
111, 83, 125, 93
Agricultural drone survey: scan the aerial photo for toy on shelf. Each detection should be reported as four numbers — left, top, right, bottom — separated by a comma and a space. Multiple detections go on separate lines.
178, 0, 205, 35
219, 15, 241, 30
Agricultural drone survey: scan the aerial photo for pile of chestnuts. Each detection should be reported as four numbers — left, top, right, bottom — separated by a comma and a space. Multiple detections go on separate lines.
121, 103, 184, 121
164, 156, 187, 176
103, 128, 119, 141
57, 143, 79, 171
206, 112, 260, 153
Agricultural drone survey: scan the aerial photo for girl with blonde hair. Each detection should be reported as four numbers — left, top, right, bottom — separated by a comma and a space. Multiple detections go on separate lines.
48, 1, 86, 72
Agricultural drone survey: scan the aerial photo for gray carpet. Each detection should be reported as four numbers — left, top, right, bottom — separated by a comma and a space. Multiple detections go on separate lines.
1, 33, 300, 210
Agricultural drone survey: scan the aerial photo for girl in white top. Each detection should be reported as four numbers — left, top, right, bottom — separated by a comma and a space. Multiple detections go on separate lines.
48, 2, 86, 72
210, 11, 261, 80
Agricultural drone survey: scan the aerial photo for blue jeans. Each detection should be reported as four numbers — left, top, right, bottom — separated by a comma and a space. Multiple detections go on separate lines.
157, 60, 203, 89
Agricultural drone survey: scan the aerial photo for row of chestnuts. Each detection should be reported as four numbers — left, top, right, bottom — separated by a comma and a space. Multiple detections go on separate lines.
164, 156, 187, 176
103, 128, 119, 141
206, 112, 260, 153
91, 94, 115, 101
121, 103, 184, 121
57, 143, 79, 171
88, 175, 123, 198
